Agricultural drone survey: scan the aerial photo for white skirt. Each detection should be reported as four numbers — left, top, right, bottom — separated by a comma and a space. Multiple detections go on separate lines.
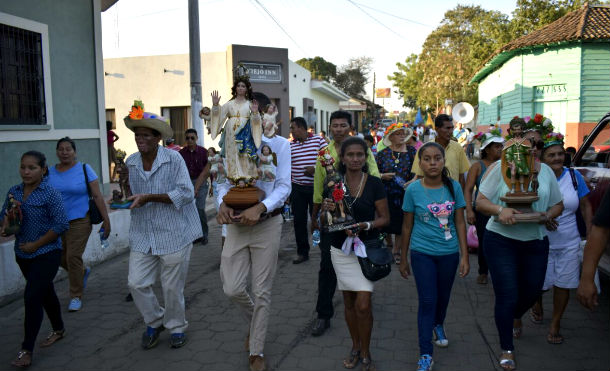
330, 247, 374, 292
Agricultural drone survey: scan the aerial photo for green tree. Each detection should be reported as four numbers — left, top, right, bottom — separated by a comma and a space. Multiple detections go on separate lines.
388, 54, 421, 109
295, 56, 337, 81
509, 0, 585, 36
334, 56, 374, 97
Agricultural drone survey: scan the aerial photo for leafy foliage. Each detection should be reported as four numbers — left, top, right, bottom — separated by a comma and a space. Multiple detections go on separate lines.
295, 56, 337, 81
389, 1, 596, 110
334, 57, 374, 98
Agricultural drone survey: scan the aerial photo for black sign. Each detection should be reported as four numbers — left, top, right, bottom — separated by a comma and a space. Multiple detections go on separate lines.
242, 62, 282, 83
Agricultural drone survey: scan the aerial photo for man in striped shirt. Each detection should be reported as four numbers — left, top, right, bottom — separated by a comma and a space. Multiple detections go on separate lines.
289, 117, 327, 264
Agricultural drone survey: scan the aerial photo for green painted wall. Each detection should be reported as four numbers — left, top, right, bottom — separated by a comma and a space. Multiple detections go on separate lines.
477, 44, 583, 130
580, 43, 610, 122
0, 140, 102, 197
1, 0, 99, 129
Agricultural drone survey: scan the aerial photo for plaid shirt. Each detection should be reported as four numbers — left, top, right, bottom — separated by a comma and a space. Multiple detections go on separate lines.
126, 146, 202, 255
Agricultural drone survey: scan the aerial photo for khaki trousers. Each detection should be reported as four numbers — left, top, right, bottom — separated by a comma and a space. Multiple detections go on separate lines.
61, 215, 92, 298
220, 215, 282, 355
128, 243, 193, 334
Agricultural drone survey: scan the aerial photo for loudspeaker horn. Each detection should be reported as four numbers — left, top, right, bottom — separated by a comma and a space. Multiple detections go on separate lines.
453, 102, 475, 124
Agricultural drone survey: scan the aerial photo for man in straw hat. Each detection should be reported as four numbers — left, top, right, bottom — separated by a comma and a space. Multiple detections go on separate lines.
123, 100, 202, 350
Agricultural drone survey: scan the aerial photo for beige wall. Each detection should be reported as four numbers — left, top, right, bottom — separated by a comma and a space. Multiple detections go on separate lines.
104, 52, 228, 156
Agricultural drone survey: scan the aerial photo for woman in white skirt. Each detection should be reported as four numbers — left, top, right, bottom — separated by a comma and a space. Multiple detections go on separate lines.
320, 137, 389, 371
531, 133, 593, 344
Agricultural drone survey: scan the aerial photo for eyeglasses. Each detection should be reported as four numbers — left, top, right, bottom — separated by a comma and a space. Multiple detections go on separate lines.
186, 136, 197, 140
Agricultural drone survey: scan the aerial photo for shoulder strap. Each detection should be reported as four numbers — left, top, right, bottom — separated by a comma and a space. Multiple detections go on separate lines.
83, 163, 92, 197
568, 167, 578, 191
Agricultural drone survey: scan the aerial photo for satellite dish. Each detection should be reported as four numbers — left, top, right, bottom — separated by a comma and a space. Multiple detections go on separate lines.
453, 102, 474, 125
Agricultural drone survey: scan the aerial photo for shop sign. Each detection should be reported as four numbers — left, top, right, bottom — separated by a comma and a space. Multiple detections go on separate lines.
241, 62, 282, 83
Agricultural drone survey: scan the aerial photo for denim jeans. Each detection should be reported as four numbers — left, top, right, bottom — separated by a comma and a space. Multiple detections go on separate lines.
192, 179, 208, 239
483, 230, 549, 351
290, 183, 314, 257
474, 210, 490, 275
410, 250, 459, 356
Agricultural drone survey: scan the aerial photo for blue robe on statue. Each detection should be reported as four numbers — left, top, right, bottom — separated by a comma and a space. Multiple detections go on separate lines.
234, 119, 258, 162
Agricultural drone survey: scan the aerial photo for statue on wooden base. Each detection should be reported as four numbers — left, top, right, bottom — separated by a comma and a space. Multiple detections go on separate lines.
110, 149, 133, 209
318, 148, 355, 233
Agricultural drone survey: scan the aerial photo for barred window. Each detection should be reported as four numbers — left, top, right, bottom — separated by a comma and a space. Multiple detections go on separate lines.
0, 23, 46, 125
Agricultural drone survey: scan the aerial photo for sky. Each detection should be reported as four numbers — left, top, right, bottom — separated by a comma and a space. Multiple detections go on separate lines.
101, 0, 518, 113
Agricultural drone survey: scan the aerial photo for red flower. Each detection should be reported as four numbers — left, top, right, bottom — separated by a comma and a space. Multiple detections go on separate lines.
513, 116, 519, 119
533, 114, 543, 124
332, 186, 344, 202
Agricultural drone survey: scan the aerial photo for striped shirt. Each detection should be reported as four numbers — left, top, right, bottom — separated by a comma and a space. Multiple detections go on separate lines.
290, 134, 326, 186
126, 146, 203, 255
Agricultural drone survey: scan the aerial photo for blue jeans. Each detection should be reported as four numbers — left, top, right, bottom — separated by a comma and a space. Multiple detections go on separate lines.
192, 179, 208, 239
410, 250, 459, 356
483, 230, 549, 351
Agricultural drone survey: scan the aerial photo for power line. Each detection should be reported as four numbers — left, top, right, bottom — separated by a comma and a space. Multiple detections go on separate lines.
345, 0, 408, 41
354, 2, 435, 28
250, 0, 309, 55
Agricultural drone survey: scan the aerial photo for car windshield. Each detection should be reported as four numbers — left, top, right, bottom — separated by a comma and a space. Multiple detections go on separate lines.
580, 120, 610, 167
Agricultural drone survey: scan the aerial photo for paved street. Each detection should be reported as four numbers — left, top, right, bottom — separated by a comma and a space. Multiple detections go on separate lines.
1, 216, 608, 371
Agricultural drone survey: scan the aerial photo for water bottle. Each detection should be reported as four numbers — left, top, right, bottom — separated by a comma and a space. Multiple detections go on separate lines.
99, 227, 110, 249
312, 229, 320, 247
283, 204, 292, 221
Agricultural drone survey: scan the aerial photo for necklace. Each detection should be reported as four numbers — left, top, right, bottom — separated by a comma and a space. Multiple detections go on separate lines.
422, 178, 446, 204
390, 145, 406, 164
344, 172, 365, 208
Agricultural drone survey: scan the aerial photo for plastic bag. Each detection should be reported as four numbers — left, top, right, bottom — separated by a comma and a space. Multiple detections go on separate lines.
467, 225, 479, 249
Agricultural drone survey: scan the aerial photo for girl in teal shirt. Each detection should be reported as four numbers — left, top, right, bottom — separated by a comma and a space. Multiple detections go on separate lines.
399, 142, 469, 371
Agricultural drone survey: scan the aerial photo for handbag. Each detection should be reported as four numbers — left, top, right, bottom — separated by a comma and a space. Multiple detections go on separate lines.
467, 225, 479, 249
83, 163, 104, 225
357, 236, 393, 282
568, 168, 587, 238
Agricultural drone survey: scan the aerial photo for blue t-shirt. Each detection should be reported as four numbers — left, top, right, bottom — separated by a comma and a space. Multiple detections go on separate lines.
402, 179, 466, 256
48, 162, 98, 221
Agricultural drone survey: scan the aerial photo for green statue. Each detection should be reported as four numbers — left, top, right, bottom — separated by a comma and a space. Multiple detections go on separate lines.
504, 138, 531, 193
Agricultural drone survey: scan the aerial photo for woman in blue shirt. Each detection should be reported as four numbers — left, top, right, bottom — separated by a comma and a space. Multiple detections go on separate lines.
48, 137, 111, 312
1, 151, 69, 368
399, 142, 470, 371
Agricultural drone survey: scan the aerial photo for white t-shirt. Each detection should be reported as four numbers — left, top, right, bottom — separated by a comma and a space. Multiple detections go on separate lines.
547, 168, 589, 249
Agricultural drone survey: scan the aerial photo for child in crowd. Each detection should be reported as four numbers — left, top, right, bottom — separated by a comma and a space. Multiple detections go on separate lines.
399, 142, 469, 371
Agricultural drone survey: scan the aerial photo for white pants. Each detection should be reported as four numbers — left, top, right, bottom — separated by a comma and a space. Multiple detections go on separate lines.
220, 215, 282, 355
128, 244, 193, 333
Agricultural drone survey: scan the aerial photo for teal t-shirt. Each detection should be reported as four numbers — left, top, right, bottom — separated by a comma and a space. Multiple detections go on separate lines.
402, 179, 466, 256
478, 161, 563, 241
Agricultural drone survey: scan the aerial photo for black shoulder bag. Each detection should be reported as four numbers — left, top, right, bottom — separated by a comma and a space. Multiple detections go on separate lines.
568, 168, 587, 238
343, 177, 393, 281
83, 164, 104, 225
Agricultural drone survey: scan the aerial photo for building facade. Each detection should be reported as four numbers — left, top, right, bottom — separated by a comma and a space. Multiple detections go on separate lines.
104, 45, 349, 156
471, 4, 610, 149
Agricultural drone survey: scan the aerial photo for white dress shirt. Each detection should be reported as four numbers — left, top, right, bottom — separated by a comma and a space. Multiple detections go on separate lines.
217, 135, 291, 213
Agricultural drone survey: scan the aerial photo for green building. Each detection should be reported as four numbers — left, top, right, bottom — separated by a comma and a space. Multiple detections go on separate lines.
471, 4, 610, 149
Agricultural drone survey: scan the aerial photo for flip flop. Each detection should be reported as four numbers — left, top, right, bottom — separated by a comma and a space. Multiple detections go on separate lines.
393, 253, 401, 265
547, 332, 564, 344
512, 326, 522, 339
529, 308, 543, 324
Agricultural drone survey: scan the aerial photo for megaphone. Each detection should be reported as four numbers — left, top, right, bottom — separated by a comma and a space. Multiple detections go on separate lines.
453, 102, 474, 125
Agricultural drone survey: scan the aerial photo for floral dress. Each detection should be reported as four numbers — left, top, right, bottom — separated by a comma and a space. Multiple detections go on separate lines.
375, 146, 416, 234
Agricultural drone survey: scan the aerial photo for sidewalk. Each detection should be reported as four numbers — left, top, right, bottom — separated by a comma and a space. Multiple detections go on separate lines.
1, 216, 608, 371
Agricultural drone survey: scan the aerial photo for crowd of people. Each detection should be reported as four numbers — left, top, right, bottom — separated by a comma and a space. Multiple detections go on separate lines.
2, 100, 609, 371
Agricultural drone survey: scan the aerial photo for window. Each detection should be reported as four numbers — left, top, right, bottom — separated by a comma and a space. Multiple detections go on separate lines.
105, 109, 116, 130
496, 95, 503, 122
289, 106, 294, 120
0, 22, 46, 125
161, 106, 191, 146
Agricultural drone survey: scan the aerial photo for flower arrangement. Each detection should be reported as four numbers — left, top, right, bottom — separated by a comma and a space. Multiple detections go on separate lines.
129, 100, 144, 120
318, 147, 335, 167
332, 183, 344, 202
543, 132, 565, 149
384, 123, 405, 136
474, 127, 503, 144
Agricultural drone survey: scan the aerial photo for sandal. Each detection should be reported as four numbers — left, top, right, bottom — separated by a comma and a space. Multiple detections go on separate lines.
546, 332, 564, 344
343, 349, 360, 369
40, 329, 65, 347
512, 326, 522, 339
529, 308, 543, 324
361, 357, 377, 371
393, 252, 401, 265
499, 350, 516, 370
11, 350, 32, 368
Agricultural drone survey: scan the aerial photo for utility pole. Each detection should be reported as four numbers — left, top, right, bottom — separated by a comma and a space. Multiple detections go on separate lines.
372, 72, 376, 126
188, 0, 204, 146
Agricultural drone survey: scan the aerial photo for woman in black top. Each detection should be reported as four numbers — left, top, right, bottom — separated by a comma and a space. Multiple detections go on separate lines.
321, 137, 389, 371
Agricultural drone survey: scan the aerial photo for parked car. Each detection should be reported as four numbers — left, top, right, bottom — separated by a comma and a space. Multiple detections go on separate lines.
378, 118, 395, 127
573, 112, 610, 276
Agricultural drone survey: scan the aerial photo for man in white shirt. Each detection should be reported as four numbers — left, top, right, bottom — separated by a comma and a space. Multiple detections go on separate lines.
216, 131, 291, 371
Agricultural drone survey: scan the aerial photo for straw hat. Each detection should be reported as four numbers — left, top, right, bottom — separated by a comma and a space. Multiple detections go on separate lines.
474, 128, 504, 151
124, 100, 173, 140
383, 123, 413, 147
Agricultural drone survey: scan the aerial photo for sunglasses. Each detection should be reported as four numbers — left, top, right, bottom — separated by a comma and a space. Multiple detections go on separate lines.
186, 136, 197, 140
